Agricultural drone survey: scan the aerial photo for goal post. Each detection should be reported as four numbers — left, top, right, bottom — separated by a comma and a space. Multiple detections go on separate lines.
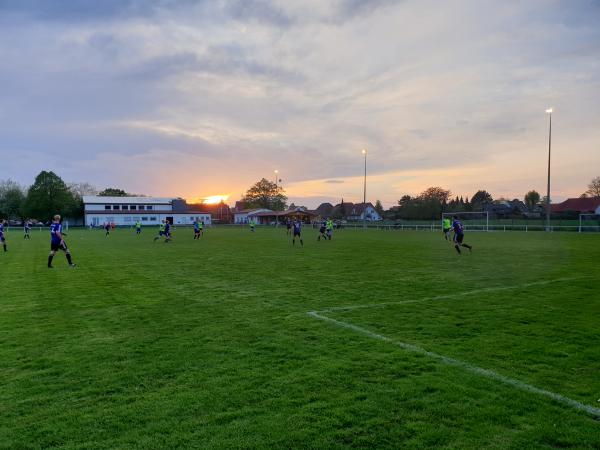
442, 211, 489, 232
578, 213, 600, 233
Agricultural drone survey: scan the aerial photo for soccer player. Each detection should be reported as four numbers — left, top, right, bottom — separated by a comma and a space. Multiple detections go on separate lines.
104, 221, 110, 237
326, 218, 334, 240
135, 220, 142, 235
286, 219, 292, 235
24, 220, 31, 239
164, 219, 172, 243
249, 219, 255, 232
193, 219, 201, 240
199, 220, 204, 237
292, 218, 303, 246
451, 215, 473, 254
153, 220, 166, 242
317, 220, 327, 241
0, 220, 7, 252
48, 215, 75, 268
442, 216, 452, 241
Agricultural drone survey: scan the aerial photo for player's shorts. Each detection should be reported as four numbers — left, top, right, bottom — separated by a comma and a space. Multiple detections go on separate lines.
159, 231, 164, 236
293, 230, 301, 237
0, 234, 5, 242
326, 229, 332, 235
50, 241, 68, 252
454, 233, 464, 244
319, 227, 326, 233
443, 227, 450, 234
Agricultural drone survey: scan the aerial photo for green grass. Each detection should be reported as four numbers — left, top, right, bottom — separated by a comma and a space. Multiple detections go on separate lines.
0, 226, 599, 449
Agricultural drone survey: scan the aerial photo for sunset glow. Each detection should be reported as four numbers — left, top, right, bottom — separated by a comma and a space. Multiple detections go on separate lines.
202, 195, 230, 205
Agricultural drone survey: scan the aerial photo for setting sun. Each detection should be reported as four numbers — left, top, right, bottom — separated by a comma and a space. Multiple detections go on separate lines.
202, 195, 230, 204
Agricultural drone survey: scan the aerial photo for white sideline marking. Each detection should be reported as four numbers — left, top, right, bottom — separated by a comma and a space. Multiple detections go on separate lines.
306, 311, 600, 418
321, 277, 584, 312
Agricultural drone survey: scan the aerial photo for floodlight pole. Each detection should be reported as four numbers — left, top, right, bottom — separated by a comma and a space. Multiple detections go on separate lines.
545, 109, 552, 232
362, 149, 367, 229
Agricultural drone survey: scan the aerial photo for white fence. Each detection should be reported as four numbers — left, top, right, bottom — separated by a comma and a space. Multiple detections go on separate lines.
5, 223, 600, 233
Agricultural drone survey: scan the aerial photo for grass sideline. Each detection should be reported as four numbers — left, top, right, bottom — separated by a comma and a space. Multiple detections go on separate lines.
1, 227, 599, 449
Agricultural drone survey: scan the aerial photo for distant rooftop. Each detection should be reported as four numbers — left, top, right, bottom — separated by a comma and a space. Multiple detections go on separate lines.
83, 196, 174, 204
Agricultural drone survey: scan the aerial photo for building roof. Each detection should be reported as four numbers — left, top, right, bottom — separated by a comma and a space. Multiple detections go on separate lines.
551, 197, 600, 213
83, 196, 174, 204
346, 202, 376, 215
85, 210, 210, 215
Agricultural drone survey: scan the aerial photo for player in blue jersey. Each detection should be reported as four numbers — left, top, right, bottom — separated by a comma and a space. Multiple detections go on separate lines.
193, 219, 201, 240
104, 222, 110, 236
317, 220, 327, 241
292, 218, 303, 246
286, 219, 292, 235
164, 219, 172, 243
48, 215, 76, 268
24, 220, 31, 239
451, 216, 472, 254
0, 220, 7, 252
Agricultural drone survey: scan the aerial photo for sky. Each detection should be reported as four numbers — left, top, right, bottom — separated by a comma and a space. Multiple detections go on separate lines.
1, 0, 599, 208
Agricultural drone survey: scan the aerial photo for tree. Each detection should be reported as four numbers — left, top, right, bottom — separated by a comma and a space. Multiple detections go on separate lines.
417, 187, 451, 219
524, 190, 541, 210
585, 176, 600, 197
24, 171, 79, 221
0, 180, 26, 220
419, 187, 451, 204
99, 188, 129, 197
69, 182, 98, 197
242, 178, 287, 211
374, 200, 384, 216
470, 190, 493, 210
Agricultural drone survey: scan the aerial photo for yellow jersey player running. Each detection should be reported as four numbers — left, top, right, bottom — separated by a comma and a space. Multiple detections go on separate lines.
442, 217, 452, 241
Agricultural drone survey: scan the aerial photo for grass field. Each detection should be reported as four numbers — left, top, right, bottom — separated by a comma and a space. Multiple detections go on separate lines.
1, 226, 599, 449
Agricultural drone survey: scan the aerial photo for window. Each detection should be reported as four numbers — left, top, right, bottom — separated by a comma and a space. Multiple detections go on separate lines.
104, 205, 111, 210
113, 205, 120, 210
150, 217, 157, 221
141, 217, 148, 221
122, 205, 129, 210
139, 205, 145, 210
130, 205, 137, 210
146, 205, 153, 210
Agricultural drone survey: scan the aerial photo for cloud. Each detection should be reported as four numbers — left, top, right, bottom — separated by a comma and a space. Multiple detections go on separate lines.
1, 0, 599, 207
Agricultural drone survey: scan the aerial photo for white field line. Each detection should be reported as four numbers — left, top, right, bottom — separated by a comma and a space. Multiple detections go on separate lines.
307, 310, 600, 418
320, 277, 585, 313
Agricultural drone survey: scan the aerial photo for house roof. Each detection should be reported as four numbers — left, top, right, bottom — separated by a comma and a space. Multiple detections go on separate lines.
551, 197, 600, 213
83, 196, 174, 204
347, 202, 375, 215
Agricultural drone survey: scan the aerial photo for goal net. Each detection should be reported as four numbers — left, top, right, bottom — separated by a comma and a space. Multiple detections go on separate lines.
442, 211, 489, 232
579, 214, 600, 233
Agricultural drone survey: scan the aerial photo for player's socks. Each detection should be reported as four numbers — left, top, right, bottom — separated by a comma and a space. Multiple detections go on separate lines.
462, 244, 472, 252
48, 255, 54, 267
3, 244, 6, 252
66, 253, 73, 265
454, 245, 461, 254
300, 239, 304, 247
